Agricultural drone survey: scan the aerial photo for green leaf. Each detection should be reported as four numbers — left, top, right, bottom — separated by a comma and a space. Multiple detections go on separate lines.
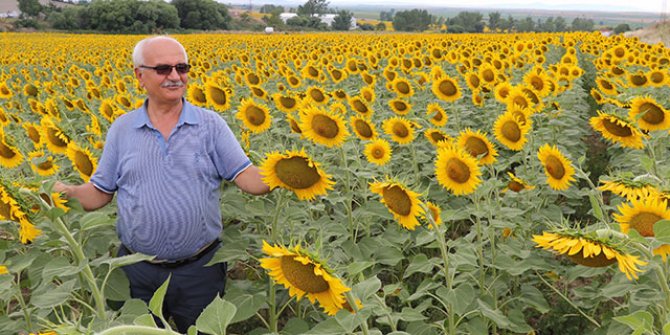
303, 317, 347, 335
613, 310, 654, 334
114, 299, 149, 324
588, 193, 603, 221
195, 296, 237, 335
375, 246, 403, 266
149, 275, 171, 321
31, 279, 76, 308
206, 239, 250, 266
187, 326, 198, 335
133, 314, 158, 328
403, 254, 434, 278
8, 251, 39, 273
282, 318, 310, 335
477, 299, 511, 329
227, 291, 265, 324
663, 321, 670, 335
90, 253, 156, 269
654, 220, 670, 244
105, 268, 131, 301
347, 261, 375, 275
79, 211, 115, 231
42, 257, 81, 281
353, 275, 381, 300
519, 286, 550, 313
437, 283, 475, 316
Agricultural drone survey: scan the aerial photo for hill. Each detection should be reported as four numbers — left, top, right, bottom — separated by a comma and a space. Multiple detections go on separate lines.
625, 21, 670, 46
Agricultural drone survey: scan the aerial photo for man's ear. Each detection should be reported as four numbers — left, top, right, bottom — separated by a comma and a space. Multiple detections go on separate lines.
134, 68, 144, 88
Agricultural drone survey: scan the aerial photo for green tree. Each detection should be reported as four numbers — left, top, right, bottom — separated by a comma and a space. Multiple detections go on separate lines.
515, 16, 536, 32
614, 23, 631, 34
555, 16, 567, 31
259, 4, 284, 14
262, 11, 284, 28
48, 6, 83, 30
571, 17, 594, 31
392, 9, 432, 32
297, 0, 329, 17
375, 22, 386, 30
488, 11, 501, 31
447, 11, 483, 33
332, 10, 352, 31
379, 9, 394, 21
172, 0, 230, 30
18, 0, 43, 17
80, 0, 179, 33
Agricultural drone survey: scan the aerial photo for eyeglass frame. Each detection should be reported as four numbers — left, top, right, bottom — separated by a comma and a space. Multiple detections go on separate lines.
139, 63, 191, 75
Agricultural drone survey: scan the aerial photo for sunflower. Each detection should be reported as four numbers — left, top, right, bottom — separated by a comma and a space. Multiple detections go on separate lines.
614, 197, 670, 237
272, 92, 300, 113
435, 144, 482, 195
589, 111, 645, 149
420, 127, 449, 146
286, 114, 302, 134
647, 69, 667, 87
260, 149, 334, 200
388, 98, 411, 116
494, 82, 513, 103
300, 106, 349, 147
306, 86, 329, 105
350, 116, 377, 140
505, 87, 532, 110
29, 150, 59, 176
431, 76, 462, 102
426, 103, 448, 127
493, 112, 531, 151
66, 142, 97, 182
0, 137, 24, 168
628, 96, 670, 131
369, 178, 424, 230
0, 265, 7, 275
98, 98, 118, 123
533, 230, 646, 280
424, 201, 443, 228
456, 129, 498, 165
347, 96, 373, 118
363, 139, 392, 166
330, 102, 347, 115
537, 144, 576, 191
328, 67, 347, 83
598, 177, 658, 201
0, 187, 24, 221
503, 172, 535, 192
523, 70, 551, 97
595, 78, 619, 96
260, 241, 349, 316
51, 192, 69, 213
332, 89, 348, 101
19, 217, 42, 244
205, 82, 233, 112
382, 117, 416, 145
390, 77, 414, 98
236, 99, 272, 134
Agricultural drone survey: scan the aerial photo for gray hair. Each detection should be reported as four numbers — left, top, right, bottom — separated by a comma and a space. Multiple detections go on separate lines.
132, 36, 188, 68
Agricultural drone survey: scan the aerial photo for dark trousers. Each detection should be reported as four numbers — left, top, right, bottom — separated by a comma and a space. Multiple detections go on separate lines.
117, 243, 227, 334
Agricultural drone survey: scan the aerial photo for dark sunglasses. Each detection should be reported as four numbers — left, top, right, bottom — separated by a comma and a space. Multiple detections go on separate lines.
139, 63, 191, 75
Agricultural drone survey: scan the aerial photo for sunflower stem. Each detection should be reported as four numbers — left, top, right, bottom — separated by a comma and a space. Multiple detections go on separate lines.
268, 278, 279, 333
271, 191, 285, 243
535, 270, 601, 328
344, 291, 370, 335
339, 146, 355, 242
14, 272, 33, 331
472, 196, 486, 295
409, 144, 419, 178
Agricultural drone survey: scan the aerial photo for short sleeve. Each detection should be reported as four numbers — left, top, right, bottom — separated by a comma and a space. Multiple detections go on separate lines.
210, 115, 251, 181
90, 122, 120, 193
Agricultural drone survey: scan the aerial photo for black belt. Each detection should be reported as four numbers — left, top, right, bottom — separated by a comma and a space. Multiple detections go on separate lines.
123, 239, 221, 268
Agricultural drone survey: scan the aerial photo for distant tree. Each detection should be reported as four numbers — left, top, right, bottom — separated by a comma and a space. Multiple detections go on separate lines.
297, 0, 329, 17
172, 0, 230, 30
18, 0, 43, 17
81, 0, 179, 33
262, 11, 284, 28
499, 15, 515, 32
48, 7, 83, 30
260, 4, 284, 14
358, 23, 374, 30
392, 9, 432, 32
375, 22, 386, 30
488, 11, 501, 31
447, 11, 483, 33
614, 23, 630, 34
555, 16, 567, 31
539, 17, 555, 32
332, 10, 352, 30
515, 16, 535, 32
571, 17, 594, 31
380, 9, 395, 21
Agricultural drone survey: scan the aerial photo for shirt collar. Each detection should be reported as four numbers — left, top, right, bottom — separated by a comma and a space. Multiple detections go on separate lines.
133, 98, 200, 129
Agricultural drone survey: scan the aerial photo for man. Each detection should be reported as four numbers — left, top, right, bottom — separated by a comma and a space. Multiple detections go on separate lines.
54, 36, 271, 332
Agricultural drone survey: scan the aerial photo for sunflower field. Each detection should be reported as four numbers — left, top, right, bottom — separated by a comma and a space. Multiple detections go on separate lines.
1, 31, 670, 335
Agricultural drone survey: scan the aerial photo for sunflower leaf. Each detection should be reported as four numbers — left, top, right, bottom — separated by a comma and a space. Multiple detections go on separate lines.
613, 310, 654, 334
653, 220, 670, 244
588, 193, 603, 221
148, 275, 170, 322
195, 296, 236, 335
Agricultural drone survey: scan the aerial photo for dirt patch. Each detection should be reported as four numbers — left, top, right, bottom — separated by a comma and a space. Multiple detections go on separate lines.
625, 21, 670, 47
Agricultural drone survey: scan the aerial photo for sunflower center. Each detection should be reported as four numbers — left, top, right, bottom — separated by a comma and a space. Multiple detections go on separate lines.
464, 137, 489, 158
38, 159, 53, 170
310, 89, 325, 102
280, 96, 296, 109
275, 157, 321, 189
501, 121, 521, 141
650, 72, 664, 83
568, 249, 617, 267
508, 180, 524, 192
209, 87, 227, 106
640, 103, 664, 124
372, 147, 385, 159
599, 80, 613, 90
432, 111, 444, 121
192, 87, 206, 104
247, 73, 260, 85
74, 151, 93, 176
0, 198, 11, 220
446, 158, 471, 183
245, 106, 266, 126
630, 75, 647, 86
512, 95, 528, 108
544, 155, 566, 179
530, 77, 544, 91
393, 101, 407, 111
0, 141, 17, 159
396, 82, 410, 94
438, 80, 457, 96
289, 119, 302, 133
430, 132, 447, 143
279, 256, 329, 293
602, 119, 633, 137
482, 69, 495, 82
354, 120, 373, 138
392, 123, 409, 137
630, 212, 663, 237
352, 100, 368, 114
312, 115, 339, 139
382, 185, 412, 216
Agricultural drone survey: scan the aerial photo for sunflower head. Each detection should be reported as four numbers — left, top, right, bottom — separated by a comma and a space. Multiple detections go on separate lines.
260, 149, 334, 200
456, 128, 498, 165
350, 116, 377, 141
382, 117, 416, 145
629, 96, 670, 131
504, 172, 535, 192
537, 144, 576, 191
434, 143, 482, 195
589, 111, 645, 149
431, 76, 462, 102
426, 103, 448, 127
493, 112, 531, 151
299, 106, 349, 147
369, 178, 424, 230
614, 197, 670, 237
236, 98, 272, 134
364, 139, 392, 166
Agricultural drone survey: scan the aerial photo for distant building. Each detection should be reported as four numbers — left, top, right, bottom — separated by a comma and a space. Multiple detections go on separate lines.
279, 12, 356, 30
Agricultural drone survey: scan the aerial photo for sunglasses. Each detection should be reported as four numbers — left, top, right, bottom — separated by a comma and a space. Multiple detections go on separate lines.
139, 63, 191, 75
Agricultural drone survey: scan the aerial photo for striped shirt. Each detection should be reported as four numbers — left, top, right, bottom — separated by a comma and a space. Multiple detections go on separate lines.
91, 99, 251, 260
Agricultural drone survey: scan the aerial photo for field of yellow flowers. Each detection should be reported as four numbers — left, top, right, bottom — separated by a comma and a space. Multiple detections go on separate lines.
1, 32, 669, 334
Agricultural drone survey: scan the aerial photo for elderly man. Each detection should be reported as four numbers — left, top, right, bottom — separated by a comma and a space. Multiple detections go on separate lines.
55, 36, 270, 332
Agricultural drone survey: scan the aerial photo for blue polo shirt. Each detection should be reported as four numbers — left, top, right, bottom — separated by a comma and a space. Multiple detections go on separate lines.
91, 99, 251, 260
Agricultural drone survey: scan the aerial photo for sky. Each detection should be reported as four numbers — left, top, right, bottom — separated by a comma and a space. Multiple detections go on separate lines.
227, 0, 666, 13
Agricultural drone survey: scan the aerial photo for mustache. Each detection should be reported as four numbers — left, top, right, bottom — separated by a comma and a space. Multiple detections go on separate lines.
161, 80, 184, 88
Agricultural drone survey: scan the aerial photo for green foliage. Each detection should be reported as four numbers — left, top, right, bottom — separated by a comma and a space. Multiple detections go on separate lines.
392, 9, 432, 32
572, 17, 595, 31
614, 23, 631, 34
332, 10, 353, 31
259, 4, 284, 14
375, 22, 386, 31
379, 9, 395, 22
447, 11, 484, 33
47, 7, 83, 30
171, 0, 230, 30
297, 0, 329, 17
18, 0, 43, 18
80, 0, 180, 33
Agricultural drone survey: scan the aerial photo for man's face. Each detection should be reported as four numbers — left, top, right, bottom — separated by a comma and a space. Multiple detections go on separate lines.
135, 39, 188, 106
